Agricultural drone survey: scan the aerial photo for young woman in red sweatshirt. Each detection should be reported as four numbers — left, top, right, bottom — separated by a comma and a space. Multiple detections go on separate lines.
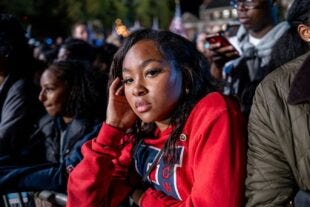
67, 29, 246, 207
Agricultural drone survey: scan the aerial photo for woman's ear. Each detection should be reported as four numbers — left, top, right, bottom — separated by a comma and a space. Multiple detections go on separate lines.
297, 24, 310, 42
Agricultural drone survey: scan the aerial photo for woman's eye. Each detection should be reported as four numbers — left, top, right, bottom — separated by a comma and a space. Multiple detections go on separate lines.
45, 87, 54, 92
122, 78, 133, 85
146, 69, 161, 77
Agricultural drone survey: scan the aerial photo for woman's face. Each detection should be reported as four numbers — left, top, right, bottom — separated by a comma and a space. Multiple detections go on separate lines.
122, 40, 183, 129
73, 24, 89, 42
39, 69, 70, 117
57, 47, 70, 61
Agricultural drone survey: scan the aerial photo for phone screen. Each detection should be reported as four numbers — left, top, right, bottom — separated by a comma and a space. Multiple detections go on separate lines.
205, 33, 232, 48
205, 33, 240, 61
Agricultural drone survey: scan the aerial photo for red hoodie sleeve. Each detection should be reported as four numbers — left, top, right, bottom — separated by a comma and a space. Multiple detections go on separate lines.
139, 96, 246, 207
66, 123, 136, 207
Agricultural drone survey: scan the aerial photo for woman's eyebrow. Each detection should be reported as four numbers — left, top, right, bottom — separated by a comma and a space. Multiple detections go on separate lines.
140, 58, 163, 68
122, 59, 164, 73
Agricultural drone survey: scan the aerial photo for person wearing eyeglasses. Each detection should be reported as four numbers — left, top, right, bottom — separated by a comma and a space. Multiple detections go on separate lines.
205, 0, 289, 117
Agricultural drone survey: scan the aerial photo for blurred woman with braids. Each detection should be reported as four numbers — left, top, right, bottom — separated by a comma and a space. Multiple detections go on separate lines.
67, 29, 246, 207
0, 60, 102, 193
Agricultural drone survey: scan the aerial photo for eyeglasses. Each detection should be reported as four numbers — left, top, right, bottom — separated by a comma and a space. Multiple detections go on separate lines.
230, 0, 263, 10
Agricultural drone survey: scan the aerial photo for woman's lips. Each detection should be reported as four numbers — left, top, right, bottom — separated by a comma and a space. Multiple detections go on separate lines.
44, 104, 54, 111
135, 101, 151, 113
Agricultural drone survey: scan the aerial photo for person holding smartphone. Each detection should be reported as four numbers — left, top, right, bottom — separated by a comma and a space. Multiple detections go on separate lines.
205, 32, 241, 62
204, 0, 289, 117
66, 29, 246, 207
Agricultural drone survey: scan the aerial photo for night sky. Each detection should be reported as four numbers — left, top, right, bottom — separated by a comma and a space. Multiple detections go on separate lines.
180, 0, 204, 17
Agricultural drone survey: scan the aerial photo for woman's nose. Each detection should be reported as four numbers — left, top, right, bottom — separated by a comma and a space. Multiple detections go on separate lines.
38, 90, 46, 102
132, 81, 147, 96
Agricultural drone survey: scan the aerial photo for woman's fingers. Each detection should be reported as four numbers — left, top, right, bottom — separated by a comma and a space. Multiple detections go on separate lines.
110, 77, 121, 95
115, 84, 124, 96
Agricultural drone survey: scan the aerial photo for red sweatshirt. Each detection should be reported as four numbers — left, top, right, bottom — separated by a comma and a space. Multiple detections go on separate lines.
67, 92, 246, 207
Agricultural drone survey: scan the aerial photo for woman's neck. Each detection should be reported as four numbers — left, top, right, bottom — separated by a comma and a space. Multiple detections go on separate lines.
155, 118, 171, 132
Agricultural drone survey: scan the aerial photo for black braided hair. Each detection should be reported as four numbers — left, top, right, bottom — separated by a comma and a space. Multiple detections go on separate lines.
46, 60, 101, 119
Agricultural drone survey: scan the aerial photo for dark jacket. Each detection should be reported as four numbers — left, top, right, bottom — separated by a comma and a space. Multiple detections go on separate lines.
246, 52, 310, 206
0, 74, 43, 154
0, 115, 102, 193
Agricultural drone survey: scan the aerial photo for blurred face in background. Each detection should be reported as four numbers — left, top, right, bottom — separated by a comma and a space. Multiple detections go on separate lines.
235, 0, 275, 34
39, 68, 70, 118
57, 47, 70, 61
72, 24, 89, 42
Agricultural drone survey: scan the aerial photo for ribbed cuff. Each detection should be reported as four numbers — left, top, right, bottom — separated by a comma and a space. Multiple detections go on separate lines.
95, 123, 126, 147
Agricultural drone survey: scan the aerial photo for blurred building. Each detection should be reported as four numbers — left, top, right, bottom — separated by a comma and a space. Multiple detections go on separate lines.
198, 0, 237, 34
180, 0, 238, 37
182, 0, 294, 36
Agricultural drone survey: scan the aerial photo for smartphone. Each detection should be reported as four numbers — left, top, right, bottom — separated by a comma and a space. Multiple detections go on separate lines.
205, 33, 234, 47
205, 33, 240, 61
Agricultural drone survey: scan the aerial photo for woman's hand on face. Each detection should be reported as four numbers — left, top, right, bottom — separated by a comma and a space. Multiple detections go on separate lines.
106, 77, 138, 131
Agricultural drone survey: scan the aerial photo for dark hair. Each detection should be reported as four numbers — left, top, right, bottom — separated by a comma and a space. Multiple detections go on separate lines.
93, 43, 118, 73
0, 13, 34, 77
46, 60, 100, 119
60, 38, 95, 65
110, 29, 218, 164
268, 0, 310, 71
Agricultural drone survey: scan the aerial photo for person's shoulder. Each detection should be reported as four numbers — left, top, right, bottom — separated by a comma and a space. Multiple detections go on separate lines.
38, 114, 53, 125
184, 92, 241, 134
193, 92, 236, 116
261, 52, 309, 88
71, 117, 102, 131
254, 52, 310, 107
7, 77, 35, 92
32, 114, 54, 134
198, 92, 229, 106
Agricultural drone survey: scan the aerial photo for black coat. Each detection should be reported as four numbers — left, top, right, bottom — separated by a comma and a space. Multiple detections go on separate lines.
0, 74, 43, 154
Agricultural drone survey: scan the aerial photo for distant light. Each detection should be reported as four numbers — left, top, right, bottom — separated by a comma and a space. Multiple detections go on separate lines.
115, 18, 129, 37
45, 38, 53, 45
232, 9, 238, 18
213, 11, 220, 19
223, 10, 230, 18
